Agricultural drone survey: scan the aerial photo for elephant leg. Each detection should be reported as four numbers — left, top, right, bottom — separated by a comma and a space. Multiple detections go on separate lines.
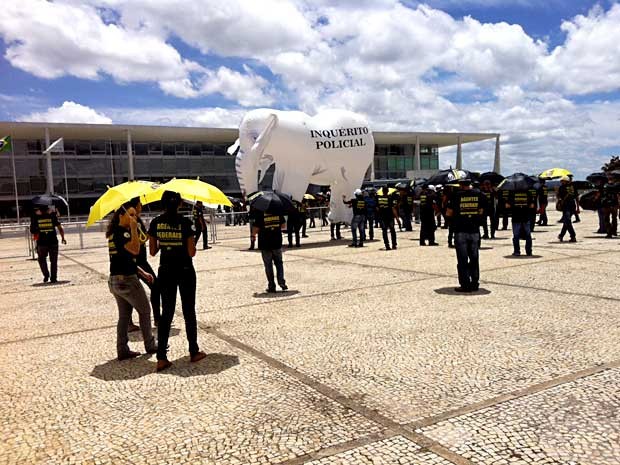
273, 165, 312, 202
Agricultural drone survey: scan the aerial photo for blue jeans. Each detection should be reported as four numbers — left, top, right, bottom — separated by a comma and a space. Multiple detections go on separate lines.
351, 214, 366, 245
560, 210, 576, 239
512, 221, 532, 254
261, 249, 285, 288
455, 232, 480, 288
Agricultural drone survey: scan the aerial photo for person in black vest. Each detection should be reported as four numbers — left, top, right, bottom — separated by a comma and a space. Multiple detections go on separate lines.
287, 201, 303, 247
494, 189, 510, 231
400, 188, 414, 231
192, 201, 211, 250
480, 180, 496, 240
557, 176, 577, 242
342, 189, 366, 247
419, 185, 439, 246
148, 191, 206, 372
527, 186, 538, 232
601, 179, 619, 238
446, 179, 485, 292
376, 186, 398, 250
30, 206, 66, 283
252, 210, 287, 292
537, 181, 549, 226
508, 189, 535, 256
106, 203, 157, 360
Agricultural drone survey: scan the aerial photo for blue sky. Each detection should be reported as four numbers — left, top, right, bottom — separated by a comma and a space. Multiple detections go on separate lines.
1, 0, 619, 178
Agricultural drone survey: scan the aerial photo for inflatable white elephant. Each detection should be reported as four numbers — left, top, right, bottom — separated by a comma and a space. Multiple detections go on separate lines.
227, 108, 375, 224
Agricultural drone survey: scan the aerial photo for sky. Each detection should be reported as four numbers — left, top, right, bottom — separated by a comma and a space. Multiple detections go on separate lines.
1, 0, 620, 179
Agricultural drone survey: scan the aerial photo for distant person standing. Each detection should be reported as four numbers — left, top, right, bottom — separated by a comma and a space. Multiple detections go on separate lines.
447, 179, 485, 292
376, 186, 398, 250
192, 201, 211, 250
342, 189, 366, 248
400, 188, 414, 231
508, 189, 535, 256
601, 179, 619, 238
480, 180, 496, 239
557, 176, 577, 242
149, 191, 206, 372
364, 190, 377, 242
287, 201, 303, 248
30, 206, 66, 283
537, 181, 549, 226
419, 185, 439, 246
252, 210, 287, 293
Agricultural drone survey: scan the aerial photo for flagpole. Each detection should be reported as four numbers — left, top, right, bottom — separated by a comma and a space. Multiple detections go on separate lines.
63, 155, 71, 222
9, 136, 20, 225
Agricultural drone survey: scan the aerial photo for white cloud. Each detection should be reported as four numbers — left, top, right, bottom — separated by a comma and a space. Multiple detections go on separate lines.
20, 101, 113, 124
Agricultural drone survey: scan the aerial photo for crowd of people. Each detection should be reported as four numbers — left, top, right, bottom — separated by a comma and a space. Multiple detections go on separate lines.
27, 171, 620, 369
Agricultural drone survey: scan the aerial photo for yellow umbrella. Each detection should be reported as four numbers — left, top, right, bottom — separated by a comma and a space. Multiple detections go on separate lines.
86, 180, 161, 227
303, 193, 315, 200
143, 178, 233, 207
539, 168, 572, 179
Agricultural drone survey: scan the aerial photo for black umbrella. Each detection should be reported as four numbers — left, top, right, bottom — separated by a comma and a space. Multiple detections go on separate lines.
426, 169, 474, 185
586, 172, 608, 184
579, 191, 599, 211
31, 194, 68, 210
394, 182, 408, 189
247, 190, 295, 214
610, 170, 620, 178
479, 172, 505, 186
498, 173, 538, 191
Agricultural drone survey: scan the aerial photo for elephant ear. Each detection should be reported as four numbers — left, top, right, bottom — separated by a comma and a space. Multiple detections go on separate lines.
250, 113, 278, 157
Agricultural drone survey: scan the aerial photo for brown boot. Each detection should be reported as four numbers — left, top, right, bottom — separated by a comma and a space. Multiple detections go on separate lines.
190, 351, 207, 363
156, 359, 172, 372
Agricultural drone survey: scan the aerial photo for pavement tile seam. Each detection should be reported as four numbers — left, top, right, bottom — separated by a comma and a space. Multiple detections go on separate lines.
277, 431, 398, 465
407, 359, 620, 430
204, 325, 476, 465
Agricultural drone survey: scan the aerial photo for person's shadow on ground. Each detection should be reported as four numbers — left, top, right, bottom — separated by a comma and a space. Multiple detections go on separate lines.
128, 327, 180, 342
31, 280, 71, 287
90, 353, 240, 381
253, 290, 300, 298
434, 287, 491, 296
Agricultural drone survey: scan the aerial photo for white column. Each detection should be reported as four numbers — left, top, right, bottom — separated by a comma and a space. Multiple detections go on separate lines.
45, 127, 54, 193
493, 135, 501, 174
456, 135, 463, 169
127, 130, 134, 181
414, 135, 421, 171
9, 135, 20, 224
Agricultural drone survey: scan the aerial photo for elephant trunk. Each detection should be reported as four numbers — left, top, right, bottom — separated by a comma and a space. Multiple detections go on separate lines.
235, 148, 259, 197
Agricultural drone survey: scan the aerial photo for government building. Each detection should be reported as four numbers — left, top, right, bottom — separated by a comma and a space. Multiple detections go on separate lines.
0, 122, 500, 217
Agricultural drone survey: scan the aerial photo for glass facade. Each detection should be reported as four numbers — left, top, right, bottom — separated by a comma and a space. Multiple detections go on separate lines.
373, 143, 438, 179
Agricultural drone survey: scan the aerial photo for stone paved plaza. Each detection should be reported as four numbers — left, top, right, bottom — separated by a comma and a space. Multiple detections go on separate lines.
1, 211, 619, 465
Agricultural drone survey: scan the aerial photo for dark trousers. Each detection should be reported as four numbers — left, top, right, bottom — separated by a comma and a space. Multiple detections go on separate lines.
137, 260, 161, 323
538, 205, 548, 226
194, 226, 209, 249
36, 243, 58, 280
455, 232, 480, 288
364, 214, 375, 241
402, 210, 413, 231
512, 221, 532, 254
420, 216, 435, 244
330, 222, 342, 239
157, 265, 199, 360
380, 216, 397, 248
494, 209, 509, 230
603, 206, 618, 236
529, 211, 537, 232
288, 220, 301, 246
309, 212, 316, 228
448, 225, 454, 246
559, 210, 576, 239
301, 217, 307, 236
261, 248, 285, 288
481, 211, 495, 238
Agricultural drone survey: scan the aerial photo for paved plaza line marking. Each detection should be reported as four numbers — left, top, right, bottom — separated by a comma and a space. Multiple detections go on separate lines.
204, 325, 475, 465
277, 432, 398, 465
408, 359, 620, 430
60, 252, 108, 279
0, 324, 116, 346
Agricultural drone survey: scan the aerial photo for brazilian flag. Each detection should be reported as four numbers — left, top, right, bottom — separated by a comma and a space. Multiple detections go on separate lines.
0, 136, 11, 153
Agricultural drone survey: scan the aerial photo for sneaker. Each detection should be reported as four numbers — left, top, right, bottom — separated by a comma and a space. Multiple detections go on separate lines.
448, 244, 455, 249
419, 242, 426, 246
392, 245, 397, 250
190, 351, 207, 363
156, 359, 172, 372
385, 245, 391, 250
302, 235, 309, 238
118, 350, 141, 361
128, 323, 140, 333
